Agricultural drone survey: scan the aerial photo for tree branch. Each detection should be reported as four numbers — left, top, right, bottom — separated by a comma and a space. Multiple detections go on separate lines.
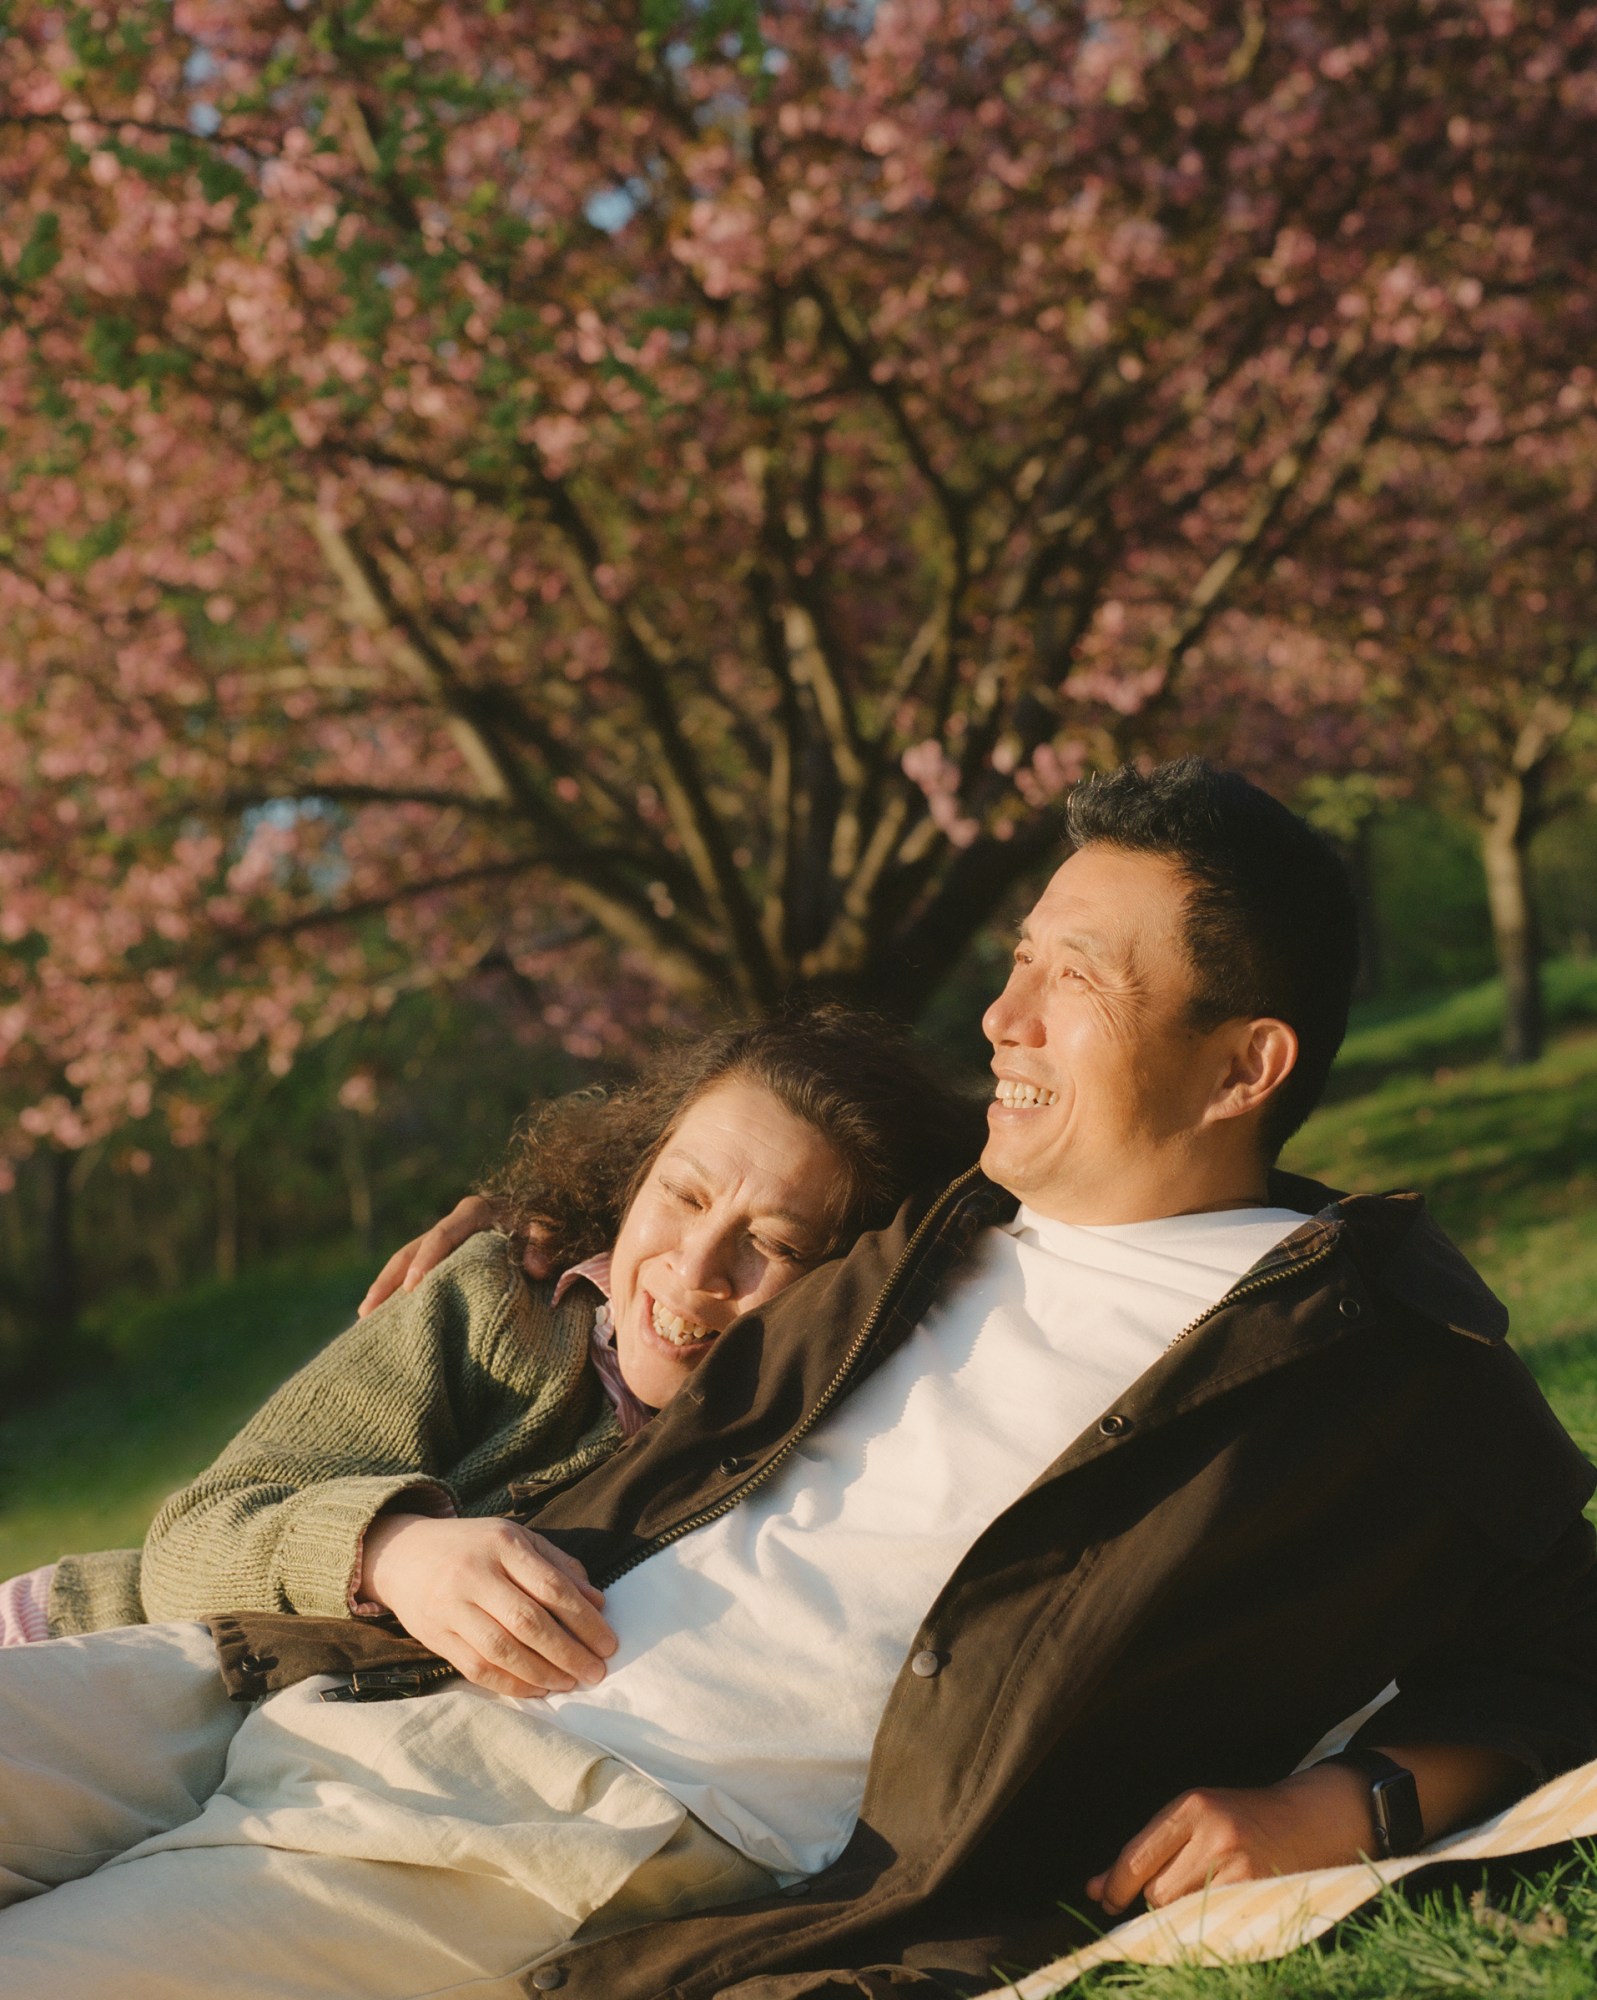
525, 470, 780, 1004
805, 277, 970, 550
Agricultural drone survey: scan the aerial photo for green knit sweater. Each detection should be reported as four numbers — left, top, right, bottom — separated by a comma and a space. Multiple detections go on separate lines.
48, 1234, 624, 1638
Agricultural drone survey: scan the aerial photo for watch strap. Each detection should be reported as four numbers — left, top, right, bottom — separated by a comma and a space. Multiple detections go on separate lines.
1319, 1749, 1425, 1857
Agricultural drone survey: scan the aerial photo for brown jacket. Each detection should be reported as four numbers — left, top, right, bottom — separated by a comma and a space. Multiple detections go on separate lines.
216, 1169, 1597, 1999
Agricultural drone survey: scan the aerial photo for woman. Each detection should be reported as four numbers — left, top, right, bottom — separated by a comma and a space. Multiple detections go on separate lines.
1, 1006, 984, 1698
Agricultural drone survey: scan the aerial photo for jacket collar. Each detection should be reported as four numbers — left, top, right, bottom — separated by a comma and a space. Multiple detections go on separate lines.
1265, 1167, 1508, 1344
949, 1164, 1504, 1345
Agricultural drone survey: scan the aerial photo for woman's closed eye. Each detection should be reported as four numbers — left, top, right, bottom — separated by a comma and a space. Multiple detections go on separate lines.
751, 1231, 807, 1265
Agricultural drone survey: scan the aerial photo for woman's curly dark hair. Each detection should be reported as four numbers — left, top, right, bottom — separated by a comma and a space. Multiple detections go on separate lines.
477, 1004, 988, 1272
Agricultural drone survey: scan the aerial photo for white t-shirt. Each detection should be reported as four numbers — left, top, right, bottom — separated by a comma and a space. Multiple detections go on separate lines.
539, 1204, 1303, 1878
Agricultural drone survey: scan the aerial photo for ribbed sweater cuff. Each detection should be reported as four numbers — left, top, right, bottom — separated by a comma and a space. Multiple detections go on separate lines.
278, 1475, 457, 1618
350, 1484, 458, 1614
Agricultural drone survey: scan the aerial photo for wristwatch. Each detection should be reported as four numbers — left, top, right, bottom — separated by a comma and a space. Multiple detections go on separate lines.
1319, 1749, 1425, 1857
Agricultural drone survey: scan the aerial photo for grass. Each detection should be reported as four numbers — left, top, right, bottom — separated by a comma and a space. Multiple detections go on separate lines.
1321, 957, 1597, 1102
0, 1253, 368, 1577
1065, 1848, 1597, 1999
1283, 960, 1597, 1484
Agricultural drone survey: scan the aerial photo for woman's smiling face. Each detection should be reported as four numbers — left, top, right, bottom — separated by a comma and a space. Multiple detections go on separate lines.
606, 1076, 847, 1409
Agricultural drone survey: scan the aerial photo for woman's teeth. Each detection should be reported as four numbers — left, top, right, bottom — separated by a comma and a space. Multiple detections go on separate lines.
994, 1080, 1059, 1109
650, 1300, 717, 1347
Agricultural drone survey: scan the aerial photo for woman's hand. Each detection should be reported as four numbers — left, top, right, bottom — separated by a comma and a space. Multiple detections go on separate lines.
1084, 1762, 1374, 1917
360, 1513, 619, 1698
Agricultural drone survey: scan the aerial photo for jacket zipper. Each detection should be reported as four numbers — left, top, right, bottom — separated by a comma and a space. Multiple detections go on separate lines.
320, 1660, 458, 1703
1161, 1233, 1340, 1353
592, 1167, 986, 1591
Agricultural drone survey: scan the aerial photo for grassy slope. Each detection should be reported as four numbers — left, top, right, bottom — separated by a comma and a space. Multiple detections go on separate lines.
0, 1256, 369, 1577
1284, 959, 1597, 1484
1070, 1855, 1597, 1999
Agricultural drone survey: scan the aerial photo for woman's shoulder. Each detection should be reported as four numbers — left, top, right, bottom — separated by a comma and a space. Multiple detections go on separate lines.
428, 1225, 523, 1292
431, 1230, 600, 1374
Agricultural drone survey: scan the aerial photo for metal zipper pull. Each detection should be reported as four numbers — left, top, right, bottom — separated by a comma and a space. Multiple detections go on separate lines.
318, 1663, 456, 1703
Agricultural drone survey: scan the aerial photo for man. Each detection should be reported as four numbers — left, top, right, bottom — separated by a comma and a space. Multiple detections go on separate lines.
2, 760, 1593, 2000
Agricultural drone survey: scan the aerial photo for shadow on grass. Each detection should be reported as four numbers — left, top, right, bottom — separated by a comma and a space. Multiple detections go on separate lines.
1314, 1094, 1597, 1256
1525, 1325, 1597, 1402
1323, 961, 1597, 1105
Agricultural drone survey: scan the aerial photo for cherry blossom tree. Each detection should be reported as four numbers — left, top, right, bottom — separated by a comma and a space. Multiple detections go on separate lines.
1278, 405, 1597, 1064
3, 0, 1596, 1168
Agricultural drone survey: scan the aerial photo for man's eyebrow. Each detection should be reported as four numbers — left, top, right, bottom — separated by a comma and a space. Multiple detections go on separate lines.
1014, 920, 1116, 966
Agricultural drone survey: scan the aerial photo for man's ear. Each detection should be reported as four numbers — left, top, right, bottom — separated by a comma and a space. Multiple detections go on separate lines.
1206, 1018, 1299, 1127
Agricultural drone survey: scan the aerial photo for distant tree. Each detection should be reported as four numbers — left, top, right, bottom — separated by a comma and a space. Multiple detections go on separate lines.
2, 0, 1595, 1161
1282, 405, 1597, 1063
1148, 609, 1405, 998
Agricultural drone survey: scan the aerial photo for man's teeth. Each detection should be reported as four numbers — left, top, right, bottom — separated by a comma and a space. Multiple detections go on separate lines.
650, 1300, 717, 1347
994, 1080, 1060, 1110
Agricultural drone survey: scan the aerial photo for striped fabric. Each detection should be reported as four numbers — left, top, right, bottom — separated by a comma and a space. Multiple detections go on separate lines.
552, 1251, 657, 1439
0, 1564, 54, 1646
976, 1756, 1597, 1997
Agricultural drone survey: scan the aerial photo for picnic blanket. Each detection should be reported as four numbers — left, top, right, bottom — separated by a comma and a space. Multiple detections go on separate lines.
973, 1754, 1597, 1997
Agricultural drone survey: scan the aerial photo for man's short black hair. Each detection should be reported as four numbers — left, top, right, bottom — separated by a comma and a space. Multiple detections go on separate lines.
1064, 757, 1359, 1157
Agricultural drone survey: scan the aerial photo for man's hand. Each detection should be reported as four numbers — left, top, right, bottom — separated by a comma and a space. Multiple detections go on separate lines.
1085, 1740, 1520, 1920
357, 1198, 564, 1317
360, 1514, 619, 1698
358, 1197, 497, 1317
1085, 1762, 1374, 1917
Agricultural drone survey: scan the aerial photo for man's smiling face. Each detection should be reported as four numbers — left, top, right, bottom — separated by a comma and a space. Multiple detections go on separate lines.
980, 844, 1240, 1223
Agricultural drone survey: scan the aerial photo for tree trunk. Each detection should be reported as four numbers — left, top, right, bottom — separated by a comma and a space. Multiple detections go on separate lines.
215, 1136, 240, 1283
1347, 815, 1382, 1001
339, 1119, 376, 1257
1479, 777, 1545, 1066
40, 1147, 79, 1338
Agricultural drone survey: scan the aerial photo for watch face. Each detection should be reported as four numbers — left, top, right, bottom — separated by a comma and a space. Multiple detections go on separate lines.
1370, 1771, 1424, 1855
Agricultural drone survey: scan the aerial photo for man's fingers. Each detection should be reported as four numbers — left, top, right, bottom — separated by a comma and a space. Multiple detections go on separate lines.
452, 1650, 557, 1700
358, 1197, 496, 1317
358, 1239, 423, 1318
1090, 1798, 1195, 1915
417, 1619, 552, 1700
520, 1221, 559, 1282
487, 1584, 613, 1690
400, 1197, 497, 1292
1142, 1846, 1248, 1911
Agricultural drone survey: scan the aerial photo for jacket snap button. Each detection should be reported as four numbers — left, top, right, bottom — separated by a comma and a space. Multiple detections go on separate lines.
1339, 1297, 1363, 1319
531, 1968, 567, 1991
1099, 1413, 1130, 1437
718, 1456, 742, 1477
911, 1649, 942, 1679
